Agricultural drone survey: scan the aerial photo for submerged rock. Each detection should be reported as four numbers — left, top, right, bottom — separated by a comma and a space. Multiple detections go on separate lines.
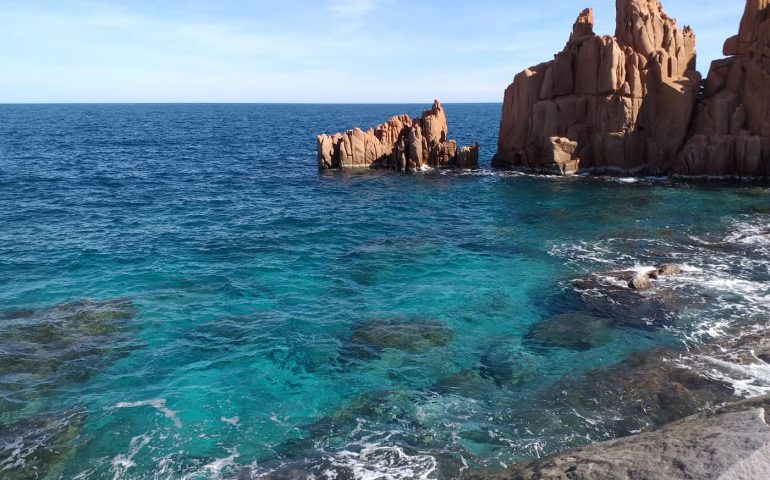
479, 348, 540, 388
564, 272, 674, 328
346, 317, 454, 359
493, 0, 699, 175
470, 395, 770, 480
525, 313, 612, 351
0, 298, 137, 412
429, 369, 494, 397
316, 101, 479, 171
0, 410, 85, 480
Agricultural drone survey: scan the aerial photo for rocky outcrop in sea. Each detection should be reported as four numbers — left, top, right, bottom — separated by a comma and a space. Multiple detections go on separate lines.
494, 0, 770, 178
316, 100, 479, 171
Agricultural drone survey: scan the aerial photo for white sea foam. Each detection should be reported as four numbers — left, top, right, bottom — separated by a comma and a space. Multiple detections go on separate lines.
181, 448, 239, 480
221, 416, 240, 426
676, 354, 770, 398
111, 434, 153, 480
323, 442, 437, 480
113, 399, 182, 428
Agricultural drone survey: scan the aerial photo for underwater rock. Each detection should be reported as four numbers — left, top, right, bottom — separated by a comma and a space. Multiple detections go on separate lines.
494, 0, 699, 175
429, 369, 494, 397
316, 101, 479, 171
525, 313, 612, 351
479, 348, 540, 388
565, 272, 673, 328
264, 388, 468, 479
470, 395, 770, 480
347, 317, 453, 359
0, 298, 137, 412
0, 409, 85, 480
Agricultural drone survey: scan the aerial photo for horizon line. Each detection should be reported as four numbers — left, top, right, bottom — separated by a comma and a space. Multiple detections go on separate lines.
0, 101, 504, 106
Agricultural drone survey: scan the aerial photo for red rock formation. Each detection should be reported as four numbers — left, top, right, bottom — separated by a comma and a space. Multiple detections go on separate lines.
317, 101, 478, 171
457, 144, 480, 169
675, 0, 770, 177
493, 0, 700, 175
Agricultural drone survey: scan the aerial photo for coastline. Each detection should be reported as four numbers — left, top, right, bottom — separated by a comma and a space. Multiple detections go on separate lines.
471, 393, 770, 479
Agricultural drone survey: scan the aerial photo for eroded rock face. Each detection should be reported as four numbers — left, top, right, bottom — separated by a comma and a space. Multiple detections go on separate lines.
493, 0, 700, 175
317, 101, 479, 171
675, 0, 770, 178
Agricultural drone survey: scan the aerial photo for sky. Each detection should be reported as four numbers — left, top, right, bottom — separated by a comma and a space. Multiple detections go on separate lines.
0, 0, 746, 103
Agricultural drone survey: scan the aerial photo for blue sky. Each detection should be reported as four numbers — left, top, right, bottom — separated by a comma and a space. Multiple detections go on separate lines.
0, 0, 745, 103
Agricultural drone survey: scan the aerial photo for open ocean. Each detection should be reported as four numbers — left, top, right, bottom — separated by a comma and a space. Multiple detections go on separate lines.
1, 104, 770, 479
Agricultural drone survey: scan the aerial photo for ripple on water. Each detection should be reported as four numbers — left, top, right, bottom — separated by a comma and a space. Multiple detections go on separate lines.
1, 105, 769, 479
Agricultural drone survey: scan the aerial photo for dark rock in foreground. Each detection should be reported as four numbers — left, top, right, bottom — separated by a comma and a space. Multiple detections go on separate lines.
470, 395, 770, 480
317, 100, 479, 172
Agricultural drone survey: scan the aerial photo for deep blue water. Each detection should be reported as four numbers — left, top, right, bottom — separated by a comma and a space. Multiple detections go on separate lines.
1, 104, 769, 479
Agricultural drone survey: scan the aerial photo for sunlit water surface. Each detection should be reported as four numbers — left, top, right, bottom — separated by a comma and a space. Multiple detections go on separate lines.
0, 104, 769, 479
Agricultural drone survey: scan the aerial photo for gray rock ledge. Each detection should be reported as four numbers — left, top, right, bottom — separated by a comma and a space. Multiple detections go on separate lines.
471, 395, 770, 480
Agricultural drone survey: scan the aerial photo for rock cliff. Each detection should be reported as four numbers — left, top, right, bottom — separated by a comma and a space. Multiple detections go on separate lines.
675, 0, 770, 178
317, 101, 479, 172
493, 0, 700, 175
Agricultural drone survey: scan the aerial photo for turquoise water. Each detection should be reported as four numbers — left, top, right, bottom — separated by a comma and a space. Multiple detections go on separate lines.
1, 104, 769, 479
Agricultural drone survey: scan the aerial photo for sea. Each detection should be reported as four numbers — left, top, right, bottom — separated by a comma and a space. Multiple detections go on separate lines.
1, 104, 769, 479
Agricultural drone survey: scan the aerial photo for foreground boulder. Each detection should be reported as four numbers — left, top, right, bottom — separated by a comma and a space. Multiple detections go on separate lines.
317, 101, 479, 171
675, 0, 770, 178
471, 395, 770, 480
493, 0, 700, 175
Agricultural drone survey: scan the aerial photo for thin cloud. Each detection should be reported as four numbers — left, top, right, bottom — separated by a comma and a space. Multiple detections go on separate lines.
328, 0, 379, 18
326, 0, 386, 32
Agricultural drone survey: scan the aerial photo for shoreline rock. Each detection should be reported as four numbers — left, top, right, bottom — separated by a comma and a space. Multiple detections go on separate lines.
469, 394, 770, 480
316, 100, 479, 172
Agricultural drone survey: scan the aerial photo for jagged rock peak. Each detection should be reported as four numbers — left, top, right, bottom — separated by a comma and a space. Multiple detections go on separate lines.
493, 0, 700, 175
615, 0, 696, 76
422, 100, 448, 145
675, 0, 770, 178
570, 8, 595, 41
724, 0, 770, 55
